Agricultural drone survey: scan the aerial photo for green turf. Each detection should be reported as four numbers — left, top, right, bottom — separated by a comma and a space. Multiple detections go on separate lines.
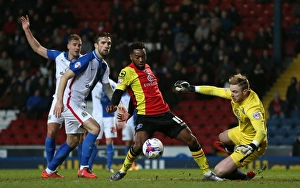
0, 169, 299, 188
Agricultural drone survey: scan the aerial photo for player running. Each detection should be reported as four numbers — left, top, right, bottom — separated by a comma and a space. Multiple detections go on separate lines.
106, 42, 223, 181
174, 74, 268, 180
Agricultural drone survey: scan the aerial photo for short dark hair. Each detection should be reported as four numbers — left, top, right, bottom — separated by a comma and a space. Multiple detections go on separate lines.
94, 32, 112, 43
129, 42, 145, 54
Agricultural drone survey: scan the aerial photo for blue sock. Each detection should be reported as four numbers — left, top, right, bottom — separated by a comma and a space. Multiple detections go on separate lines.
106, 144, 114, 169
88, 144, 98, 169
81, 133, 97, 167
48, 142, 74, 171
45, 137, 55, 165
125, 146, 130, 155
77, 142, 83, 166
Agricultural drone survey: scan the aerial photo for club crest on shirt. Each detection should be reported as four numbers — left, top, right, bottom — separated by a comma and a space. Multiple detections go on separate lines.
253, 112, 261, 119
75, 62, 81, 69
119, 70, 126, 78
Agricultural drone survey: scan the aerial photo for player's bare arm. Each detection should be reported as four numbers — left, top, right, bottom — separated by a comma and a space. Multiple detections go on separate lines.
20, 15, 48, 58
53, 70, 75, 118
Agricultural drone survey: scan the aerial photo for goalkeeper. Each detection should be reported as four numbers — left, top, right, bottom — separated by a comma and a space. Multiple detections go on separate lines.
174, 74, 268, 180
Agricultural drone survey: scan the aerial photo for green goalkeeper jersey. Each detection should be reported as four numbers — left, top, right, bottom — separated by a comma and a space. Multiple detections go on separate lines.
197, 86, 267, 145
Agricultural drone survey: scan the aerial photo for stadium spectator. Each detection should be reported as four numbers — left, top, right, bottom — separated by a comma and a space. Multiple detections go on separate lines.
268, 92, 287, 119
26, 89, 42, 119
250, 63, 267, 99
292, 133, 300, 156
0, 50, 13, 74
286, 77, 298, 117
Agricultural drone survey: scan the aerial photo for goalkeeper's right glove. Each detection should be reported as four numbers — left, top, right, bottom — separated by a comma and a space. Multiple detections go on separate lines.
174, 80, 195, 92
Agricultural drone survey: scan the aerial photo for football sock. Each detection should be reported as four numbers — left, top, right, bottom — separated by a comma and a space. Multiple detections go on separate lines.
88, 143, 98, 169
80, 132, 97, 168
121, 147, 138, 173
77, 142, 82, 166
106, 144, 114, 169
48, 142, 74, 171
191, 149, 210, 173
224, 169, 247, 180
45, 137, 55, 165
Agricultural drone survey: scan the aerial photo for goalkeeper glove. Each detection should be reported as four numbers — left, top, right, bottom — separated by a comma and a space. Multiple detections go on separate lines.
174, 80, 195, 92
235, 143, 257, 155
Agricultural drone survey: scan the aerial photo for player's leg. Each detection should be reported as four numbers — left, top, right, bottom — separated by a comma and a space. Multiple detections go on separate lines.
214, 129, 236, 154
79, 117, 100, 176
45, 122, 60, 164
45, 101, 64, 165
42, 133, 81, 178
88, 117, 103, 170
77, 132, 85, 168
109, 130, 148, 181
103, 117, 117, 172
214, 128, 267, 180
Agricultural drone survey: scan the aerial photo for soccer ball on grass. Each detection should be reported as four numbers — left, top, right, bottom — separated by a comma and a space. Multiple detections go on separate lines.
142, 138, 164, 159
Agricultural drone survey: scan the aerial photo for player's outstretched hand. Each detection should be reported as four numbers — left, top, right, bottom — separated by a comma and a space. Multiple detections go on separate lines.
235, 143, 257, 155
106, 105, 118, 113
174, 80, 194, 92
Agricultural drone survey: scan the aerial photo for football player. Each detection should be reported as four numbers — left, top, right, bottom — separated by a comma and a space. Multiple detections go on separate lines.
174, 74, 268, 180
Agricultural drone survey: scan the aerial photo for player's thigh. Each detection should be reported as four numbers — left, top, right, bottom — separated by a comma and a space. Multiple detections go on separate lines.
102, 117, 117, 139
94, 116, 104, 139
47, 100, 64, 128
227, 126, 241, 145
122, 125, 135, 141
62, 106, 87, 134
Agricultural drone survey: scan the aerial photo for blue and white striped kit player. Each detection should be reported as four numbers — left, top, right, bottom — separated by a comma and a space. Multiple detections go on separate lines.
90, 79, 117, 172
45, 50, 82, 165
48, 33, 114, 178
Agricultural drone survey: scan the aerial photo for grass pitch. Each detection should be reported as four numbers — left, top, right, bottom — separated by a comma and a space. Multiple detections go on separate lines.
0, 169, 299, 188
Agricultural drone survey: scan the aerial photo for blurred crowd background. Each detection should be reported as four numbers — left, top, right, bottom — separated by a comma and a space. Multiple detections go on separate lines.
0, 0, 299, 119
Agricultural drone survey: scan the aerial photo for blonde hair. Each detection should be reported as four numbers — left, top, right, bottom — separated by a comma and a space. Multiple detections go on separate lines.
228, 73, 250, 90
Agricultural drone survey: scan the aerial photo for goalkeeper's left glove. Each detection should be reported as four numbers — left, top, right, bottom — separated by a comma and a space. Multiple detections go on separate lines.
174, 80, 195, 92
235, 143, 257, 155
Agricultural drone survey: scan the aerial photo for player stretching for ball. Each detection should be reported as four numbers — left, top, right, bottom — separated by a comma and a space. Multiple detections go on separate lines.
106, 42, 223, 181
20, 15, 82, 171
174, 74, 268, 180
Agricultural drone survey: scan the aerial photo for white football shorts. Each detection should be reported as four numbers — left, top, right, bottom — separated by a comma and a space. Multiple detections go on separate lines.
94, 116, 117, 139
61, 100, 89, 134
47, 98, 64, 127
122, 116, 135, 141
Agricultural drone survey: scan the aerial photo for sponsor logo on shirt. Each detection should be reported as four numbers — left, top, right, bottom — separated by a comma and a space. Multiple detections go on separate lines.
136, 123, 143, 130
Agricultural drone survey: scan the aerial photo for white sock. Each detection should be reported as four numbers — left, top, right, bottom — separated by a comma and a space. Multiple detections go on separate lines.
80, 165, 89, 170
46, 168, 55, 174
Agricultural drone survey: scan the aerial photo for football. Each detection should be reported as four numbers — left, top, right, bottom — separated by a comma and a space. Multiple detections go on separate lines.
142, 138, 164, 159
